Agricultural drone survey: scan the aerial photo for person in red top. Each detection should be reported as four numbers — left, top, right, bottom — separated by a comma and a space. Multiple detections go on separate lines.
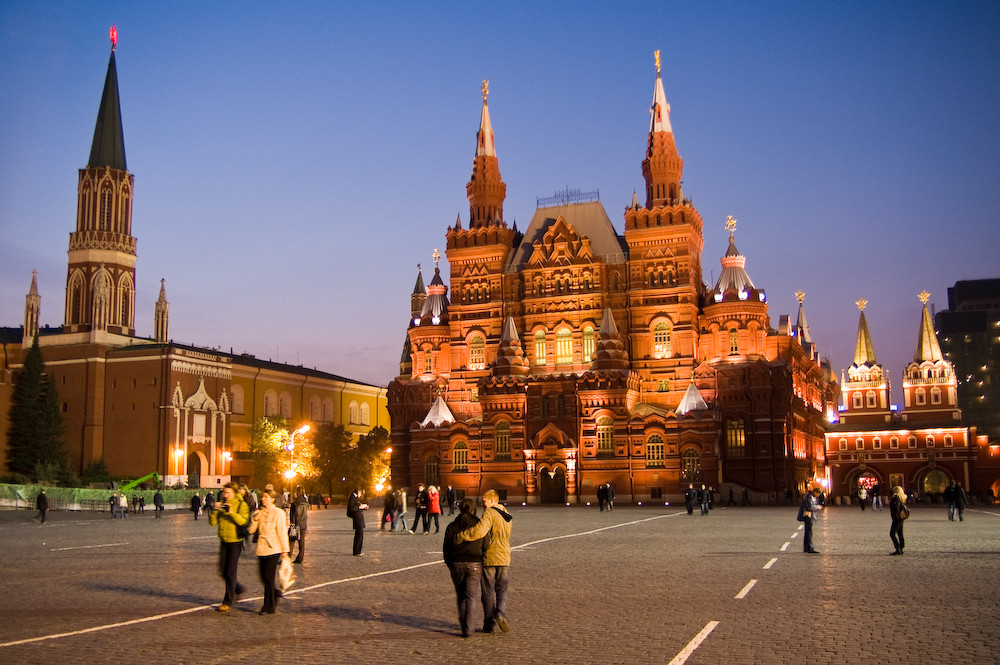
426, 485, 442, 534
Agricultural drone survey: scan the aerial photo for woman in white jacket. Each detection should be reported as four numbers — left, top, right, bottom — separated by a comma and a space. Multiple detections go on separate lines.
248, 489, 290, 614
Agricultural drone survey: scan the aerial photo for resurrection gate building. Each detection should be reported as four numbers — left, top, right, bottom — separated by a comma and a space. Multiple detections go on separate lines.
388, 55, 839, 504
0, 34, 387, 488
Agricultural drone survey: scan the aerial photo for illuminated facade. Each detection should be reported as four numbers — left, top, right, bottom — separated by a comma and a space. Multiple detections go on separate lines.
0, 35, 387, 488
388, 55, 837, 504
825, 295, 995, 500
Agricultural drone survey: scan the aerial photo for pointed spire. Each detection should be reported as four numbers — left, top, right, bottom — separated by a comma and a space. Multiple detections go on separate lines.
913, 291, 944, 362
454, 213, 463, 231
676, 381, 708, 415
467, 80, 506, 228
88, 27, 127, 170
592, 307, 629, 370
23, 270, 41, 345
794, 290, 812, 345
852, 299, 877, 366
491, 316, 529, 376
641, 50, 683, 208
154, 278, 169, 343
416, 250, 449, 325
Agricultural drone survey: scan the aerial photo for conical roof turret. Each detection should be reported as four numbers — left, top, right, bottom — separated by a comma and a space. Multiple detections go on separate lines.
591, 307, 629, 370
913, 291, 944, 363
466, 80, 506, 228
89, 27, 127, 171
707, 218, 765, 305
491, 316, 529, 376
852, 300, 878, 367
415, 251, 449, 326
676, 381, 708, 415
641, 50, 683, 208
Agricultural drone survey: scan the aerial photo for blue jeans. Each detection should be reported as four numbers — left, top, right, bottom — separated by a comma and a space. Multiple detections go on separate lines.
449, 561, 482, 635
481, 565, 509, 631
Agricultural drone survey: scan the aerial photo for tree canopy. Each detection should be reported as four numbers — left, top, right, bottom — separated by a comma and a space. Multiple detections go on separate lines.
5, 335, 68, 481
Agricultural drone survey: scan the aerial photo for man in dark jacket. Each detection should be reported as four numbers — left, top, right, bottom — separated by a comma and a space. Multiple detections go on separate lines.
291, 486, 309, 563
153, 489, 164, 518
444, 499, 487, 638
347, 489, 368, 555
409, 484, 427, 534
36, 489, 49, 524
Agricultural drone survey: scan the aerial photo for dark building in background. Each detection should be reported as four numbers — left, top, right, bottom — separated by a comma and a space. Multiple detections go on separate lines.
936, 278, 1000, 442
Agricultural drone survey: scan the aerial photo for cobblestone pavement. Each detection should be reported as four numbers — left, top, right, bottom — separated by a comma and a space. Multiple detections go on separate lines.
1, 501, 998, 664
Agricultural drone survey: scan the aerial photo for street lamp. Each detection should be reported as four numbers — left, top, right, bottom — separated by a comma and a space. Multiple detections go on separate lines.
283, 424, 311, 480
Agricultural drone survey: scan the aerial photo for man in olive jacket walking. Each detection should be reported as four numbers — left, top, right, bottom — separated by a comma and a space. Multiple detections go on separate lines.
456, 489, 513, 633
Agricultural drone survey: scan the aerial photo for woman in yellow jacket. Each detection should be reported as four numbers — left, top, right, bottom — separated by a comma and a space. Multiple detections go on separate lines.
248, 489, 290, 614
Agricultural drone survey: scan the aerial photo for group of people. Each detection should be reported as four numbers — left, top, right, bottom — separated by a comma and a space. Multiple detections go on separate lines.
799, 484, 911, 555
597, 483, 615, 511
856, 483, 884, 511
684, 484, 715, 515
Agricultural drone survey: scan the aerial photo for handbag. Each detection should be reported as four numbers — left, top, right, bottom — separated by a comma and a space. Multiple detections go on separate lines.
278, 556, 295, 592
899, 504, 910, 520
288, 525, 300, 542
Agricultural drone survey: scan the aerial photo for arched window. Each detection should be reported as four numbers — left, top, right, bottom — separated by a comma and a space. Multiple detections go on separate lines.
279, 391, 292, 419
360, 402, 370, 426
348, 401, 360, 425
728, 328, 739, 354
231, 385, 245, 415
556, 329, 573, 364
596, 416, 614, 456
309, 395, 321, 421
534, 277, 543, 295
453, 441, 468, 471
582, 326, 595, 362
866, 391, 877, 408
469, 334, 486, 370
534, 330, 546, 365
424, 349, 432, 374
653, 322, 671, 359
494, 421, 511, 460
726, 419, 746, 457
424, 455, 440, 486
930, 387, 941, 405
839, 438, 848, 451
890, 436, 899, 449
873, 436, 882, 449
855, 437, 864, 450
926, 435, 935, 447
646, 434, 665, 468
322, 397, 334, 423
915, 388, 926, 406
263, 390, 278, 417
853, 392, 864, 409
908, 435, 917, 448
944, 434, 954, 447
681, 448, 701, 482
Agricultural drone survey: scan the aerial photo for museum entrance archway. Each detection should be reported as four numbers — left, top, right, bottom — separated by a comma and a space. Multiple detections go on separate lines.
538, 467, 566, 504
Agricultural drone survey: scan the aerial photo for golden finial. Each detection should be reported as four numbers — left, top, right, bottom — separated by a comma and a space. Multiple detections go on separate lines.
856, 299, 868, 312
795, 290, 805, 304
482, 80, 489, 102
654, 50, 661, 74
432, 248, 441, 266
725, 215, 737, 233
918, 290, 930, 304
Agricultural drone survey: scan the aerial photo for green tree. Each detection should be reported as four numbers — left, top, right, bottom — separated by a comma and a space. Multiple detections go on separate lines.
343, 426, 392, 499
247, 417, 319, 489
5, 335, 67, 479
312, 423, 352, 498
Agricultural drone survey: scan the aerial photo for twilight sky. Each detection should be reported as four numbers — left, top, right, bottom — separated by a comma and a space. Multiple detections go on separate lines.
1, 2, 998, 392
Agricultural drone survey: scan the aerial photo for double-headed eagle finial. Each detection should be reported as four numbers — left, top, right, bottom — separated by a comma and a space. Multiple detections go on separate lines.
856, 299, 868, 312
918, 290, 930, 304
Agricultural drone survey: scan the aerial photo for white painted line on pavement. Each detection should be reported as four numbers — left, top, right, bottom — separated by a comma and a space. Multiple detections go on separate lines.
50, 542, 128, 552
185, 535, 217, 540
667, 620, 719, 665
763, 557, 777, 569
780, 542, 790, 551
0, 605, 210, 648
734, 579, 757, 599
797, 524, 803, 530
5, 510, 685, 648
790, 532, 798, 539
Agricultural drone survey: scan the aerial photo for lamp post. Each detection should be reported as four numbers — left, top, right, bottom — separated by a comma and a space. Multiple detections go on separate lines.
284, 424, 311, 481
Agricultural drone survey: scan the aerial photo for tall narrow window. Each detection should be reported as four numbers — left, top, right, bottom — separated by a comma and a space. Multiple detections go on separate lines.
360, 402, 370, 426
534, 330, 546, 365
556, 329, 573, 364
646, 434, 665, 468
453, 441, 468, 471
469, 334, 485, 370
99, 187, 112, 231
424, 455, 440, 486
582, 326, 595, 362
494, 421, 511, 460
728, 328, 739, 354
424, 350, 432, 374
726, 419, 746, 457
596, 416, 614, 456
349, 401, 360, 425
653, 322, 671, 359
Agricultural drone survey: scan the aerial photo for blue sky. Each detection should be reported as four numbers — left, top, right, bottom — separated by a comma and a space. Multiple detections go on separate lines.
1, 2, 998, 390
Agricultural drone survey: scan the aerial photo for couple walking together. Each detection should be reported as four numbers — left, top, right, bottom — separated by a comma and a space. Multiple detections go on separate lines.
442, 489, 513, 638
